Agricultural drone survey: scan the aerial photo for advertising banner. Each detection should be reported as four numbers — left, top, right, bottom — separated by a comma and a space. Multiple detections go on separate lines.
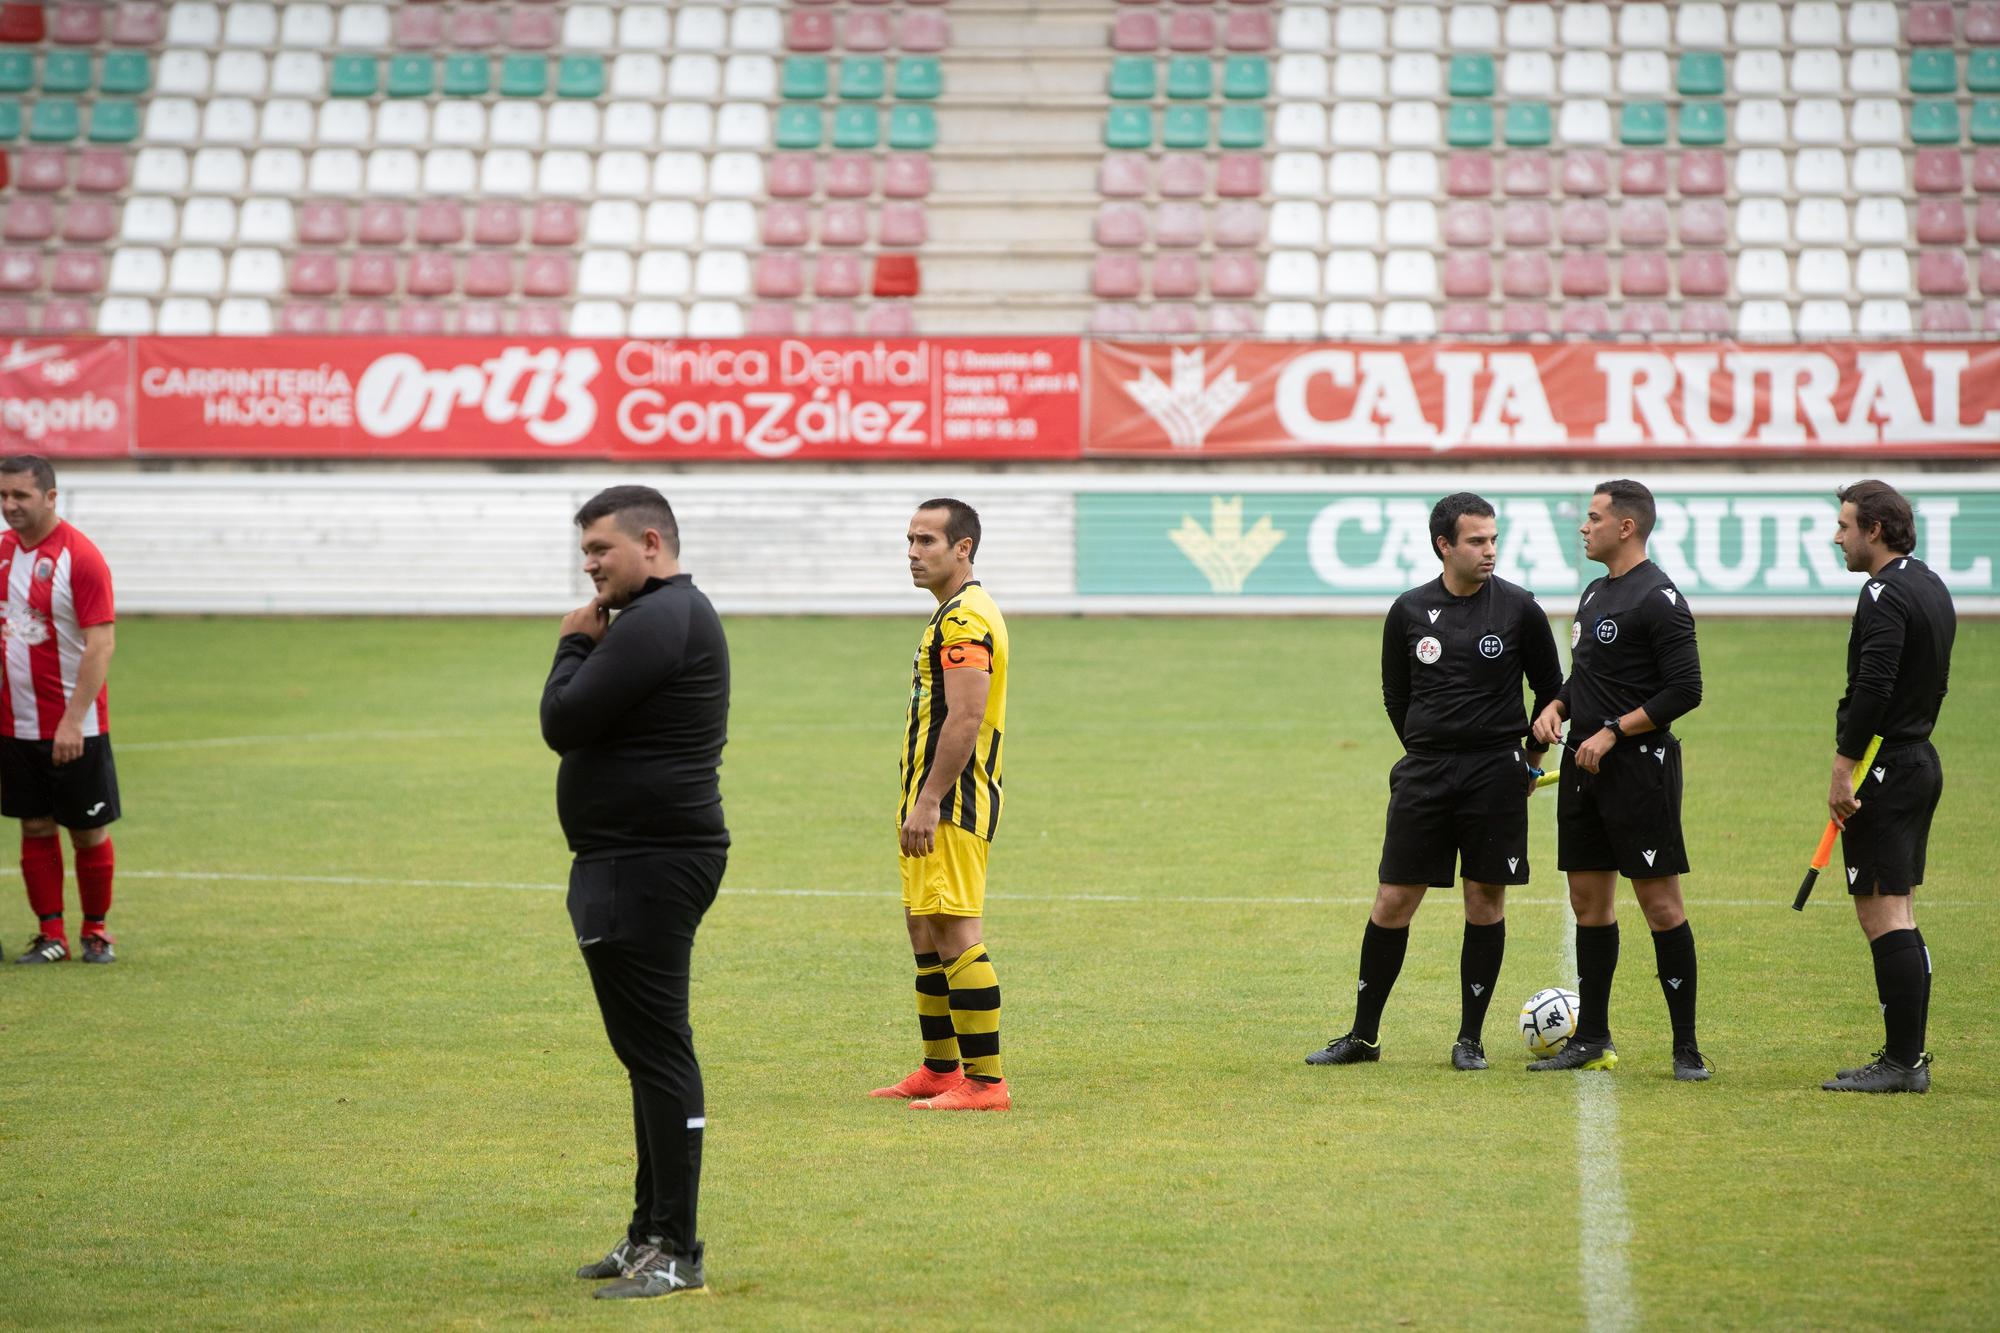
1076, 484, 2000, 605
1085, 342, 2000, 458
132, 337, 1082, 460
0, 338, 131, 456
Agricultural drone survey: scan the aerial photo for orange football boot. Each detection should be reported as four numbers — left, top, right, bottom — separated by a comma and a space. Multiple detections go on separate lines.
869, 1065, 967, 1100
910, 1078, 1011, 1111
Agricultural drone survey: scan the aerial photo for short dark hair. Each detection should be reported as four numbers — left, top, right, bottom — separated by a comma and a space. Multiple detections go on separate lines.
573, 484, 679, 554
0, 454, 56, 493
1837, 479, 1916, 554
1593, 478, 1657, 541
1429, 492, 1496, 558
917, 497, 980, 561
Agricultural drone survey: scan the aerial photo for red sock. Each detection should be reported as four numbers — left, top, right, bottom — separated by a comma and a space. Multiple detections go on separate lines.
21, 834, 65, 942
76, 837, 113, 937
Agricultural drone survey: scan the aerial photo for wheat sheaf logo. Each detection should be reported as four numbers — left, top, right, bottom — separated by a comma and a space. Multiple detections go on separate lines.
1120, 348, 1251, 449
1170, 496, 1285, 595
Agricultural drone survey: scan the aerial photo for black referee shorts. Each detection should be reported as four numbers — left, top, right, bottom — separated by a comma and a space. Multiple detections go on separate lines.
1378, 748, 1538, 888
0, 735, 121, 830
1557, 734, 1688, 880
1841, 741, 1943, 897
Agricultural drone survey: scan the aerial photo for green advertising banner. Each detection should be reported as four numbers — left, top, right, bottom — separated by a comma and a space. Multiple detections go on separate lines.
1076, 483, 2000, 605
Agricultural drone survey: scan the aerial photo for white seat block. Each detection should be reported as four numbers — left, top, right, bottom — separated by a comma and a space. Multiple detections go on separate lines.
216, 299, 272, 336
1733, 3, 1784, 46
1857, 301, 1911, 335
1795, 200, 1848, 246
1263, 251, 1321, 298
1734, 100, 1785, 145
636, 251, 692, 296
279, 4, 332, 49
156, 51, 209, 97
723, 56, 776, 100
1856, 250, 1910, 296
144, 98, 199, 144
1733, 51, 1783, 94
709, 153, 762, 198
1557, 100, 1610, 145
1327, 151, 1380, 196
1446, 4, 1497, 49
668, 55, 721, 99
1561, 3, 1611, 47
131, 148, 188, 194
677, 6, 726, 50
1265, 201, 1322, 247
1561, 52, 1611, 96
731, 8, 780, 50
547, 104, 602, 148
1388, 54, 1439, 98
536, 150, 593, 196
1331, 54, 1383, 99
562, 5, 615, 49
1789, 2, 1841, 45
643, 203, 698, 247
578, 253, 635, 299
1615, 3, 1668, 47
1848, 51, 1899, 94
640, 151, 697, 198
479, 149, 536, 197
586, 201, 642, 247
248, 148, 304, 194
1270, 153, 1324, 199
1674, 2, 1726, 47
165, 2, 219, 47
1792, 100, 1844, 145
1274, 54, 1327, 100
1853, 199, 1907, 244
1502, 3, 1554, 49
1380, 302, 1436, 336
96, 298, 153, 336
1390, 5, 1440, 49
1325, 251, 1379, 298
1383, 251, 1437, 298
156, 298, 214, 335
1383, 201, 1437, 247
1797, 300, 1853, 336
238, 200, 293, 245
1791, 51, 1842, 94
1736, 301, 1793, 337
660, 103, 713, 148
1847, 3, 1899, 45
701, 200, 756, 246
190, 147, 243, 192
222, 3, 276, 47
1325, 201, 1380, 247
120, 198, 177, 244
315, 101, 370, 145
612, 54, 665, 98
364, 148, 419, 195
604, 103, 656, 146
1273, 104, 1326, 149
335, 4, 390, 49
490, 103, 545, 147
271, 53, 323, 98
692, 252, 748, 299
1329, 103, 1382, 147
1387, 102, 1438, 148
1281, 7, 1332, 50
1852, 150, 1905, 195
1736, 199, 1789, 245
1797, 250, 1851, 296
1734, 150, 1788, 195
214, 52, 268, 97
421, 149, 476, 195
685, 303, 744, 338
1795, 149, 1847, 194
1333, 4, 1384, 50
628, 303, 685, 338
618, 6, 670, 49
225, 248, 283, 297
569, 302, 627, 339
180, 197, 235, 244
108, 246, 166, 294
432, 102, 486, 146
1261, 302, 1319, 336
1503, 52, 1553, 97
1850, 101, 1903, 145
1385, 151, 1438, 196
1617, 52, 1668, 96
1321, 303, 1379, 336
716, 105, 769, 149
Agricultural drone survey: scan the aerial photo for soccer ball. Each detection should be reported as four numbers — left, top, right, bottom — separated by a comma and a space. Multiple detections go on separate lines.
1520, 987, 1581, 1058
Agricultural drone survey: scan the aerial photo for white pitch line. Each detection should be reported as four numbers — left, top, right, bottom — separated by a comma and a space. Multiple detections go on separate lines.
1561, 913, 1637, 1333
119, 728, 492, 753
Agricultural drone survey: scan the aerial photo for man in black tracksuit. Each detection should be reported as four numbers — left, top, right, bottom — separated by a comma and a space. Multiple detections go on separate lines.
1823, 480, 1956, 1094
1307, 493, 1563, 1071
540, 485, 729, 1300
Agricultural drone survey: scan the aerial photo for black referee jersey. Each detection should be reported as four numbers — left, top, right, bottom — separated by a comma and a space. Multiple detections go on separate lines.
1837, 555, 1956, 760
1559, 559, 1702, 734
1382, 575, 1565, 752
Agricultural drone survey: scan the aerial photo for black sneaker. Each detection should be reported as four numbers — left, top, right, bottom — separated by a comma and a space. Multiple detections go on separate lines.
593, 1241, 706, 1300
1833, 1049, 1934, 1081
79, 934, 116, 964
575, 1236, 643, 1280
14, 934, 68, 964
1305, 1032, 1380, 1066
1450, 1039, 1488, 1071
1823, 1053, 1930, 1094
1672, 1045, 1712, 1082
1527, 1038, 1617, 1071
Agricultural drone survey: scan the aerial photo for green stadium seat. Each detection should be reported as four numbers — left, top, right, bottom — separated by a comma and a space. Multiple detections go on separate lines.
1677, 101, 1726, 146
442, 54, 489, 97
1104, 105, 1152, 149
1162, 104, 1209, 149
894, 56, 941, 100
498, 55, 546, 98
782, 56, 828, 99
1447, 54, 1494, 98
28, 99, 79, 141
1677, 53, 1725, 96
41, 51, 92, 93
1912, 100, 1962, 143
1165, 56, 1211, 100
775, 103, 822, 148
100, 51, 149, 94
0, 100, 18, 140
1503, 101, 1550, 147
1447, 102, 1493, 146
1221, 56, 1267, 100
839, 56, 885, 100
1972, 50, 2000, 93
0, 51, 27, 93
833, 103, 879, 148
556, 56, 604, 99
1909, 50, 1958, 94
329, 55, 378, 98
1973, 100, 2000, 143
1620, 101, 1668, 145
86, 98, 137, 142
1107, 56, 1154, 100
1217, 104, 1263, 149
386, 55, 433, 99
887, 103, 935, 149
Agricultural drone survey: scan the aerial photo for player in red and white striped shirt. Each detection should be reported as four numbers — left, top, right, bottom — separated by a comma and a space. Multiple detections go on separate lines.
0, 456, 120, 964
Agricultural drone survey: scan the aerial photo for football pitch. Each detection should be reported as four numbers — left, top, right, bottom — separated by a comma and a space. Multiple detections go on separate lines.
4, 614, 1997, 1330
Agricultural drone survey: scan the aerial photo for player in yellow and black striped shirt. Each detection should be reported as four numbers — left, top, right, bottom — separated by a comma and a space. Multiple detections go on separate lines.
869, 498, 1012, 1112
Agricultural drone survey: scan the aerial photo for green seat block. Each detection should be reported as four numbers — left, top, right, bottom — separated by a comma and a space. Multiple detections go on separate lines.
1162, 104, 1210, 148
1677, 52, 1725, 96
1973, 100, 2000, 144
86, 98, 138, 142
1104, 105, 1152, 149
839, 56, 885, 100
1910, 50, 1958, 94
774, 103, 822, 149
329, 54, 378, 97
833, 103, 879, 148
41, 52, 92, 93
387, 55, 434, 98
1217, 104, 1263, 148
894, 56, 941, 100
0, 52, 28, 93
781, 56, 828, 99
1107, 56, 1155, 100
1447, 101, 1494, 146
1165, 56, 1211, 100
887, 103, 935, 149
1447, 54, 1494, 98
28, 99, 80, 141
1912, 99, 1962, 143
1221, 56, 1267, 100
556, 55, 604, 98
1503, 101, 1550, 146
1972, 50, 2000, 94
498, 55, 547, 98
442, 54, 490, 97
1677, 101, 1727, 146
100, 51, 149, 94
0, 101, 19, 140
1620, 101, 1668, 145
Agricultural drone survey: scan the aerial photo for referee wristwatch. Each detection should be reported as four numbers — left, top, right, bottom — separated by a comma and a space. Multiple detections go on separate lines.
1602, 717, 1625, 739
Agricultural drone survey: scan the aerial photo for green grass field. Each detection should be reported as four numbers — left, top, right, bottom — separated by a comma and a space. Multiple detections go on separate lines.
3, 615, 1996, 1330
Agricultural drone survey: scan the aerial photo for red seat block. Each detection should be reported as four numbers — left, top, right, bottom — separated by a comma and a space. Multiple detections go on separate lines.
0, 5, 48, 43
872, 254, 920, 298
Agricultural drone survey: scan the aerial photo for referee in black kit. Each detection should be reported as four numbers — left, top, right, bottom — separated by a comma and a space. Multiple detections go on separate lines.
540, 485, 728, 1300
1307, 493, 1563, 1071
1822, 480, 1955, 1094
1530, 480, 1709, 1080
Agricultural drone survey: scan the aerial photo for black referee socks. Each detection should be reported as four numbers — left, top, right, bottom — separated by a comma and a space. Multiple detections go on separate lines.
1573, 923, 1619, 1045
1651, 921, 1699, 1047
1458, 920, 1505, 1044
1871, 928, 1930, 1067
1351, 921, 1409, 1043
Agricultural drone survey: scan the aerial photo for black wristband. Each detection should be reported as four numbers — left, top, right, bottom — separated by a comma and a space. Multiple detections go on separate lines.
1603, 717, 1625, 739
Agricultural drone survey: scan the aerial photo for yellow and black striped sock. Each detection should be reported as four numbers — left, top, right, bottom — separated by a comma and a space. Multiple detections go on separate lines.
944, 944, 1002, 1083
914, 952, 960, 1074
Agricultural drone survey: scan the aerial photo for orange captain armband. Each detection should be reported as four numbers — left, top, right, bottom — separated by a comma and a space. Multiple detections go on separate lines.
940, 642, 992, 672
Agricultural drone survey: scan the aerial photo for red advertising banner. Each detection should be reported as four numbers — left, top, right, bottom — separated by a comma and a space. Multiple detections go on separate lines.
0, 338, 131, 456
1085, 341, 2000, 459
133, 337, 1082, 460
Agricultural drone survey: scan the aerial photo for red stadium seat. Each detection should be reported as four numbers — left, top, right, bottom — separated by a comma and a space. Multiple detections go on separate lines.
110, 2, 165, 45
522, 254, 574, 298
1619, 303, 1672, 335
16, 151, 66, 193
1617, 253, 1670, 297
1445, 152, 1493, 197
1443, 253, 1491, 297
1154, 202, 1205, 247
0, 300, 30, 333
746, 303, 797, 335
1678, 200, 1728, 247
1971, 2, 2000, 41
530, 202, 580, 247
1500, 252, 1549, 297
1215, 154, 1262, 196
40, 300, 91, 332
395, 5, 444, 48
1977, 199, 2000, 244
1096, 203, 1146, 247
820, 202, 869, 246
879, 202, 927, 246
464, 253, 515, 297
1443, 202, 1492, 246
825, 154, 875, 197
1907, 1, 1956, 43
77, 151, 129, 193
60, 200, 116, 243
1619, 150, 1667, 196
473, 203, 523, 246
1616, 200, 1668, 247
450, 7, 501, 46
817, 253, 865, 298
2, 199, 55, 242
898, 11, 949, 50
1560, 253, 1610, 297
1983, 252, 2000, 294
865, 303, 916, 336
1914, 150, 1963, 195
1209, 304, 1260, 334
810, 304, 858, 337
0, 5, 47, 43
50, 250, 106, 293
506, 7, 559, 47
347, 255, 397, 297
415, 202, 464, 245
1500, 304, 1548, 335
1150, 254, 1201, 297
1213, 202, 1262, 247
1502, 200, 1551, 246
279, 302, 332, 334
1166, 12, 1215, 49
1090, 304, 1144, 335
1441, 303, 1490, 334
1092, 255, 1143, 299
1677, 253, 1728, 296
1678, 302, 1729, 335
1976, 150, 2000, 193
844, 11, 892, 50
1560, 151, 1609, 197
406, 254, 456, 297
761, 203, 811, 247
1561, 303, 1611, 335
1920, 300, 1974, 332
51, 3, 104, 44
1210, 252, 1260, 297
287, 254, 340, 297
516, 306, 566, 338
359, 203, 409, 247
1098, 154, 1149, 197
1559, 199, 1609, 245
341, 303, 391, 335
787, 12, 836, 51
1917, 250, 1969, 295
1676, 151, 1725, 196
300, 203, 351, 245
459, 304, 505, 336
1916, 201, 1967, 245
872, 254, 921, 297
767, 156, 816, 198
883, 155, 932, 198
1223, 10, 1273, 48
1149, 304, 1202, 334
1502, 152, 1550, 197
